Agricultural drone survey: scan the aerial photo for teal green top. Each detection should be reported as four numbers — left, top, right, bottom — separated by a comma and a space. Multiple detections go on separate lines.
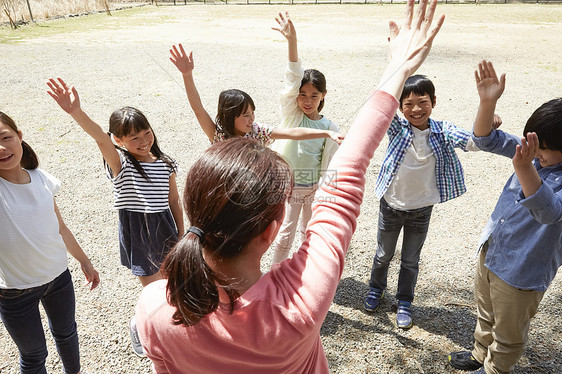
284, 115, 332, 185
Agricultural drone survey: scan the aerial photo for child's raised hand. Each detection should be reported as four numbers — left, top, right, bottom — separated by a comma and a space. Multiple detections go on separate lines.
513, 132, 539, 170
170, 44, 194, 75
475, 60, 506, 104
513, 132, 543, 198
47, 78, 80, 115
272, 11, 296, 41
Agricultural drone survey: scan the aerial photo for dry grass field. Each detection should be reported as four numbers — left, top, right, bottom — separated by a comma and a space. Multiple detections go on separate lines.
1, 3, 561, 373
0, 0, 111, 25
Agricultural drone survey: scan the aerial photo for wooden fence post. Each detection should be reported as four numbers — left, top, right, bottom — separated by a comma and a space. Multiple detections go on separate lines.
25, 0, 35, 22
103, 0, 112, 15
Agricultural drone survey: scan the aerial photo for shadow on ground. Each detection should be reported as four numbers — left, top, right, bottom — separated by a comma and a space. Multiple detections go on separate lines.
322, 277, 562, 373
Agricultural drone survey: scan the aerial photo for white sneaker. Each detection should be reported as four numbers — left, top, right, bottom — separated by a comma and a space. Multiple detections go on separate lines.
129, 317, 146, 358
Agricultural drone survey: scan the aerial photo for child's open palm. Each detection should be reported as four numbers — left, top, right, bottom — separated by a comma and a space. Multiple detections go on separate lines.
513, 132, 543, 198
170, 44, 194, 75
475, 60, 506, 103
513, 132, 539, 169
272, 11, 296, 41
47, 78, 80, 115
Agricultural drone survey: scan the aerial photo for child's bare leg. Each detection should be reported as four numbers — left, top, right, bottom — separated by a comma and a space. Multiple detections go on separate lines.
272, 190, 306, 264
138, 272, 162, 287
298, 185, 317, 244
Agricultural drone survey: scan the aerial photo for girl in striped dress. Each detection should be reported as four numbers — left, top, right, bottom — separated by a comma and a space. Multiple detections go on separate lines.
47, 78, 184, 288
48, 78, 184, 357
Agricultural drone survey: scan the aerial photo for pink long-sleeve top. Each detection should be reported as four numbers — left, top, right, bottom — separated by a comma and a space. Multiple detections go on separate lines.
135, 91, 398, 374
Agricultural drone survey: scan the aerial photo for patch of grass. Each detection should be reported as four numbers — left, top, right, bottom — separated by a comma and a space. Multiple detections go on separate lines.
1, 3, 561, 44
0, 6, 174, 43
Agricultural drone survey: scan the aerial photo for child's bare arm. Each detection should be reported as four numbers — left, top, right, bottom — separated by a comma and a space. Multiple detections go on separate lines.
168, 172, 184, 238
170, 44, 216, 143
54, 200, 100, 290
273, 12, 298, 62
473, 61, 506, 137
513, 132, 542, 198
271, 127, 344, 145
47, 78, 122, 174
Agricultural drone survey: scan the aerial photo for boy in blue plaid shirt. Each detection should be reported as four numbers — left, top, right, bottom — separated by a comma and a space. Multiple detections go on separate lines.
364, 75, 499, 329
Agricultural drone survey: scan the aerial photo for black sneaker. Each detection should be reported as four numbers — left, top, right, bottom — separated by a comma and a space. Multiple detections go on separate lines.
396, 300, 413, 329
364, 287, 385, 312
448, 350, 482, 371
129, 317, 146, 358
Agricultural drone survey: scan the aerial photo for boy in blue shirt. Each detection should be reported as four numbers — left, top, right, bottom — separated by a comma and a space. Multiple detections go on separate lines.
448, 61, 562, 374
364, 75, 498, 329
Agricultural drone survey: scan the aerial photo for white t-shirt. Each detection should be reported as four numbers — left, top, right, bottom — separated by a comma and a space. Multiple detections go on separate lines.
384, 126, 440, 210
0, 169, 68, 289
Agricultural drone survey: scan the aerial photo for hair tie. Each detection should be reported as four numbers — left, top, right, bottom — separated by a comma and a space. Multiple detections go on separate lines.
185, 226, 205, 240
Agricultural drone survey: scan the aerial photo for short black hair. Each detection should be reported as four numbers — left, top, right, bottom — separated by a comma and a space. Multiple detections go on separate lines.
399, 75, 436, 108
523, 98, 562, 152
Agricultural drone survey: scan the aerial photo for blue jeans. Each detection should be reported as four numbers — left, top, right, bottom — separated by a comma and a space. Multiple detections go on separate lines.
368, 198, 433, 302
0, 269, 81, 374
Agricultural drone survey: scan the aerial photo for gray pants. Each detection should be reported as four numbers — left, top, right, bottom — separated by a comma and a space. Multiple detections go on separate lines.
368, 198, 433, 302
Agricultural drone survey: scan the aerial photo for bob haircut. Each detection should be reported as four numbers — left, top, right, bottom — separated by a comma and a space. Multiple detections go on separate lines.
216, 89, 256, 138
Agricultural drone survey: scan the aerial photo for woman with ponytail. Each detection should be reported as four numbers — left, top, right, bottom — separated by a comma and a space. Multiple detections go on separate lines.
135, 1, 444, 372
164, 138, 292, 326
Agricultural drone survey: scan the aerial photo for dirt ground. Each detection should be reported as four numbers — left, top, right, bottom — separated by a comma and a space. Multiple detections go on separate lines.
1, 3, 561, 373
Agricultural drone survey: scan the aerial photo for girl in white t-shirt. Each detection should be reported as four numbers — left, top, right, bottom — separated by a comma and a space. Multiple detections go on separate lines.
168, 43, 344, 147
0, 111, 99, 374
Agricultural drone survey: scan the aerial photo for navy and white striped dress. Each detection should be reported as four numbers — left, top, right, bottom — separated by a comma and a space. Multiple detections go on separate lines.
106, 151, 179, 276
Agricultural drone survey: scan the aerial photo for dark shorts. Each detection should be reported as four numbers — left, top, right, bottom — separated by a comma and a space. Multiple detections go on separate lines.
118, 209, 178, 276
